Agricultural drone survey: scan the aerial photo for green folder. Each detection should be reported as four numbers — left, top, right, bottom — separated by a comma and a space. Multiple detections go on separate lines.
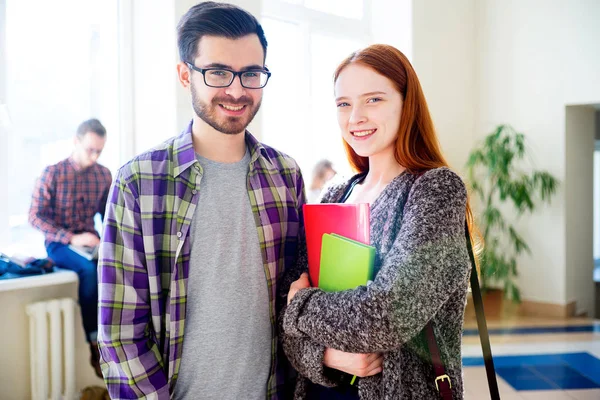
318, 233, 376, 293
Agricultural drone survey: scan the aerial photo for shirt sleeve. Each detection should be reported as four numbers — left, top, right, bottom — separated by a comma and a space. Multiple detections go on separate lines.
28, 165, 74, 244
98, 167, 169, 399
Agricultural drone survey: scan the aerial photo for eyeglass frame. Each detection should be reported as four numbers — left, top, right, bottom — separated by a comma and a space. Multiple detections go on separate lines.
185, 62, 272, 89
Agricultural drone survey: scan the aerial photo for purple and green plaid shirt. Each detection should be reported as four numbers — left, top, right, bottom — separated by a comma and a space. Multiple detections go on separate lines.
98, 123, 305, 399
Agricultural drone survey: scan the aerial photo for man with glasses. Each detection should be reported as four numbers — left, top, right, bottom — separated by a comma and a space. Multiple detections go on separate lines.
29, 118, 111, 378
98, 2, 302, 399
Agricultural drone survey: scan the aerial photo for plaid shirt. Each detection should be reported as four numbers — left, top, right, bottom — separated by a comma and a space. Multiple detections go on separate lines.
98, 123, 305, 399
29, 157, 112, 246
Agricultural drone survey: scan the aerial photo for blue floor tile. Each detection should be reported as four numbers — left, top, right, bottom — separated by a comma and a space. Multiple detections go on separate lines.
557, 353, 600, 384
463, 353, 565, 368
463, 353, 600, 391
463, 323, 600, 336
532, 365, 600, 390
496, 366, 558, 391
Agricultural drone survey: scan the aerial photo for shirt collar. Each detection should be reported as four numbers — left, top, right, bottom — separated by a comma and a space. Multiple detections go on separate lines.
67, 155, 85, 173
245, 127, 271, 166
173, 120, 273, 177
172, 121, 197, 177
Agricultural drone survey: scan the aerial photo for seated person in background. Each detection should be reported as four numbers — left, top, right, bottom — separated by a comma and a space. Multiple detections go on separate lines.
307, 159, 336, 203
28, 118, 112, 378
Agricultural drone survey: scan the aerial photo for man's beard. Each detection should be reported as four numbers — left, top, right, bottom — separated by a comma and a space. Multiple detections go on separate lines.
191, 83, 261, 135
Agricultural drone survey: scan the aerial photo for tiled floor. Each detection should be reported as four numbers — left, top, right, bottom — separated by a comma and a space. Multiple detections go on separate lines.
462, 317, 600, 399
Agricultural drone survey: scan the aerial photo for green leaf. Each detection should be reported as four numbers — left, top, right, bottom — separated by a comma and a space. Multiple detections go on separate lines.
510, 284, 521, 303
483, 206, 505, 230
508, 226, 530, 255
510, 259, 518, 276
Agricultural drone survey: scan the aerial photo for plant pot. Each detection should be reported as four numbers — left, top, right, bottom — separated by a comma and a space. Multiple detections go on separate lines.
464, 288, 518, 320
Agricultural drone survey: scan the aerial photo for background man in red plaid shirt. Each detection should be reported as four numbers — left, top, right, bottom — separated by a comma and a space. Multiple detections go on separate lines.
29, 118, 112, 377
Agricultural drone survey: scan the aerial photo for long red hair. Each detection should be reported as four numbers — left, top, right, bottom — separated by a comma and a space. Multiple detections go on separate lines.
334, 44, 480, 257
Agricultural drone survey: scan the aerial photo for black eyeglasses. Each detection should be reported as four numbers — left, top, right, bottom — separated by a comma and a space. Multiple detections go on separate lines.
186, 62, 271, 89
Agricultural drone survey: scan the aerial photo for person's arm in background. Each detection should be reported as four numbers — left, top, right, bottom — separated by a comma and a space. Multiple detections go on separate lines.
283, 168, 471, 354
278, 173, 382, 386
98, 166, 169, 399
28, 166, 73, 244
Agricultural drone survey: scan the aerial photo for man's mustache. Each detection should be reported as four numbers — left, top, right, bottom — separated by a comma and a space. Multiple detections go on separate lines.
212, 96, 254, 106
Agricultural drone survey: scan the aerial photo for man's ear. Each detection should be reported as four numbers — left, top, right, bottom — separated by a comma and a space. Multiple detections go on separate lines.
177, 62, 191, 88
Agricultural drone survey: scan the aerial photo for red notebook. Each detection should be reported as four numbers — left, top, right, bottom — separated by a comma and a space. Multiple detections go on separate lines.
303, 203, 370, 286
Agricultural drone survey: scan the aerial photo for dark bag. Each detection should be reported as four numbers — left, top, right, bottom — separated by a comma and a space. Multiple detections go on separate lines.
0, 254, 55, 279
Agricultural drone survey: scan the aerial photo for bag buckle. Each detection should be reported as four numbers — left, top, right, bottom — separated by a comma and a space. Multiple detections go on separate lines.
435, 374, 451, 391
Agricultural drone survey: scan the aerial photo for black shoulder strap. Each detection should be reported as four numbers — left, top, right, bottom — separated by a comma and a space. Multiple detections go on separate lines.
425, 222, 500, 399
338, 173, 367, 203
465, 222, 501, 399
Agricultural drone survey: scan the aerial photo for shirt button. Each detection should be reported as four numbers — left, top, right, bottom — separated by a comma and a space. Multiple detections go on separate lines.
192, 190, 197, 195
177, 232, 182, 238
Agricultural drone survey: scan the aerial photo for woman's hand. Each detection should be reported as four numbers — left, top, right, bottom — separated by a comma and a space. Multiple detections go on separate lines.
287, 272, 310, 305
323, 348, 383, 377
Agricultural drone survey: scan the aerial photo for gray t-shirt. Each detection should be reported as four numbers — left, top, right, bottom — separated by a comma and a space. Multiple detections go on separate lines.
173, 149, 271, 400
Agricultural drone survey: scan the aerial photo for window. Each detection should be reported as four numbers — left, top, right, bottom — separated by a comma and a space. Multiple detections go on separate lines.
304, 0, 363, 19
0, 0, 124, 254
261, 0, 371, 182
280, 0, 363, 19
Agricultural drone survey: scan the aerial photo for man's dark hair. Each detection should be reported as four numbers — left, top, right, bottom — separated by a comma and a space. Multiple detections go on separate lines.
177, 1, 268, 64
76, 118, 106, 138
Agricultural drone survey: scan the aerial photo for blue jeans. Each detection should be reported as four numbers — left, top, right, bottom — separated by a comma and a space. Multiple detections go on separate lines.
46, 242, 98, 343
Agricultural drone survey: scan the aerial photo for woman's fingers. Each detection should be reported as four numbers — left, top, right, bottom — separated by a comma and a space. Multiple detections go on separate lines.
364, 355, 384, 376
364, 352, 382, 364
355, 353, 383, 377
323, 348, 384, 377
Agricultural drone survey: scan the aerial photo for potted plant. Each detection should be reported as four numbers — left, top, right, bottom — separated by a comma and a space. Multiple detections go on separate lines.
465, 125, 559, 311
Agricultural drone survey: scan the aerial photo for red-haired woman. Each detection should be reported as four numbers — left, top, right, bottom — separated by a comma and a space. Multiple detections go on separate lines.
280, 44, 477, 400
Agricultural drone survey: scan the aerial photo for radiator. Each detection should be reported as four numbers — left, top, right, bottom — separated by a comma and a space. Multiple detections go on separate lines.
26, 298, 76, 400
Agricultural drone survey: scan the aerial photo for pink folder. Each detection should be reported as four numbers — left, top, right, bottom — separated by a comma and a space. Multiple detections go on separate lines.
303, 203, 370, 286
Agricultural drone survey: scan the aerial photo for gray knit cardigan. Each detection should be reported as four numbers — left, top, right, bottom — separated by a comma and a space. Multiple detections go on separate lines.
280, 167, 471, 399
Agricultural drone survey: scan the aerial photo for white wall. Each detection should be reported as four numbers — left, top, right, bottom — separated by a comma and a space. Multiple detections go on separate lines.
565, 105, 595, 315
370, 0, 412, 59
474, 0, 600, 310
411, 0, 477, 173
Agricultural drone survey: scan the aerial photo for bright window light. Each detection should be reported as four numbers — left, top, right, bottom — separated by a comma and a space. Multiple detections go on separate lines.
3, 0, 121, 249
